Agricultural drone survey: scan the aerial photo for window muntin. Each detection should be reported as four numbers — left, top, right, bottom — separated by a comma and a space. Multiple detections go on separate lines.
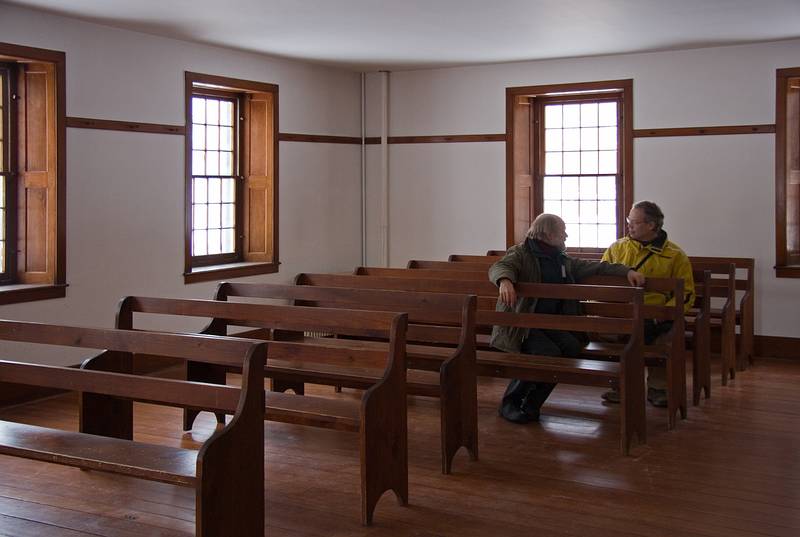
190, 93, 238, 260
539, 96, 621, 248
0, 67, 7, 277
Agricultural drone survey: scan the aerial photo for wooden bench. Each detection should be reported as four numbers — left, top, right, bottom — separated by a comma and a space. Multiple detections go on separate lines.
355, 265, 690, 429
0, 320, 266, 537
213, 282, 478, 475
114, 296, 408, 525
467, 251, 755, 372
296, 273, 647, 455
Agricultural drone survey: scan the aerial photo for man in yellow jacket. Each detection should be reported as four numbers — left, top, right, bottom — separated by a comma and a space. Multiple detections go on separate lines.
602, 200, 695, 407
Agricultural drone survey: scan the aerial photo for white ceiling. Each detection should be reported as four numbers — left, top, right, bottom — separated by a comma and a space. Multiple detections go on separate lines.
7, 0, 800, 71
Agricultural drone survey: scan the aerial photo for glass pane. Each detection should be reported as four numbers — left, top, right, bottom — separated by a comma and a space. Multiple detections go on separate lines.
220, 127, 233, 151
221, 178, 235, 202
192, 230, 208, 256
580, 127, 598, 150
208, 178, 221, 203
598, 200, 616, 223
545, 129, 562, 152
206, 152, 220, 175
598, 224, 618, 247
192, 150, 205, 175
0, 141, 4, 172
222, 203, 235, 227
193, 177, 208, 204
580, 200, 598, 223
579, 224, 598, 247
544, 104, 562, 128
206, 99, 220, 125
581, 151, 598, 174
192, 97, 206, 124
565, 224, 579, 248
562, 176, 579, 199
208, 229, 221, 254
220, 101, 234, 126
579, 176, 597, 199
563, 128, 580, 151
545, 152, 562, 175
192, 125, 205, 150
598, 151, 617, 174
193, 204, 208, 230
220, 152, 233, 176
598, 102, 617, 126
543, 200, 561, 215
580, 103, 598, 127
598, 126, 617, 150
221, 228, 235, 253
563, 152, 580, 174
0, 240, 4, 273
208, 204, 221, 228
207, 126, 219, 151
597, 176, 617, 199
563, 104, 580, 128
562, 200, 579, 223
543, 176, 561, 200
0, 208, 4, 240
0, 178, 4, 206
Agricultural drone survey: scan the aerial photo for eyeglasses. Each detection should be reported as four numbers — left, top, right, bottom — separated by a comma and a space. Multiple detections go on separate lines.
626, 218, 648, 226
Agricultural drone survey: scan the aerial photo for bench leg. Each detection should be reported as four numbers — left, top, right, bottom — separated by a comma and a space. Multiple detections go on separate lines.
692, 319, 711, 405
360, 382, 408, 525
80, 351, 133, 440
439, 355, 479, 474
185, 361, 227, 430
720, 311, 737, 385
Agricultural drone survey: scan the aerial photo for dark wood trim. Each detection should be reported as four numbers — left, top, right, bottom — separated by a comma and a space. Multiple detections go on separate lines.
0, 42, 65, 64
388, 134, 505, 144
184, 261, 280, 284
634, 124, 776, 138
755, 335, 800, 360
279, 133, 362, 144
775, 266, 800, 278
185, 71, 278, 94
66, 116, 185, 135
505, 87, 515, 247
0, 284, 67, 305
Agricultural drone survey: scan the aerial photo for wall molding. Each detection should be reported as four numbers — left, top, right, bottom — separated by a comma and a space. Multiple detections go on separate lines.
754, 335, 800, 360
633, 124, 775, 138
278, 132, 362, 144
66, 116, 185, 135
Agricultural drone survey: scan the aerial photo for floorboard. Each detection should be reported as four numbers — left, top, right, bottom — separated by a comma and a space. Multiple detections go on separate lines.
0, 357, 798, 536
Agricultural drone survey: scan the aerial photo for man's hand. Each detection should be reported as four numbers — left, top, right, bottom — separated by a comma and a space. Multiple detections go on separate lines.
498, 278, 517, 307
627, 270, 646, 287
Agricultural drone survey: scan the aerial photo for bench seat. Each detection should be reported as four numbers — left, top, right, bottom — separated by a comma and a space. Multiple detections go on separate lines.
265, 390, 361, 432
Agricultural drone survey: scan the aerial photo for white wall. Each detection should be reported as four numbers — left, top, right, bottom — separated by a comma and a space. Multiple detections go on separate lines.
0, 5, 362, 364
365, 40, 800, 337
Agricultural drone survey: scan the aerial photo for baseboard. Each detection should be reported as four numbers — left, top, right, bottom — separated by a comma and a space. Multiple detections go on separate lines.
755, 335, 800, 360
0, 355, 184, 408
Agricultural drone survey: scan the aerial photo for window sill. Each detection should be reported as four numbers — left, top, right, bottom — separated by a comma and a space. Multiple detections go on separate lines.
0, 284, 68, 305
184, 261, 279, 284
775, 265, 800, 278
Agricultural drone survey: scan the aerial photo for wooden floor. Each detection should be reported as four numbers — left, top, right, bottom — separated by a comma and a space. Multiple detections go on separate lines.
1, 357, 799, 537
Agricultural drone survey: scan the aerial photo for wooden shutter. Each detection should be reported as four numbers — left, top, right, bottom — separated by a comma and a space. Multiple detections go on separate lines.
16, 62, 57, 283
242, 92, 274, 263
510, 96, 533, 245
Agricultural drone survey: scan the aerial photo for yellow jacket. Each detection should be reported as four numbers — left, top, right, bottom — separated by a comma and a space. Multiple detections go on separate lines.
602, 231, 695, 313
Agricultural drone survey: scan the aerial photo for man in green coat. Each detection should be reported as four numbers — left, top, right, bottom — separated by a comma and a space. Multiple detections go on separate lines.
490, 213, 645, 424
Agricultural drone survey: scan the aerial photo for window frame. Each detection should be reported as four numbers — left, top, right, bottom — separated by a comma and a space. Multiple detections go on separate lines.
183, 72, 279, 284
775, 67, 800, 278
505, 79, 633, 250
0, 42, 67, 304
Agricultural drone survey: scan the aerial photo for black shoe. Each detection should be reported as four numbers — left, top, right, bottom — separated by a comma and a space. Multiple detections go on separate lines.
601, 389, 621, 404
647, 387, 668, 408
499, 401, 532, 424
520, 400, 541, 422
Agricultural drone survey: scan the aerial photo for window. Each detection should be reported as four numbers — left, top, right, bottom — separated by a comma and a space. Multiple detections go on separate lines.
184, 72, 278, 283
506, 80, 633, 249
776, 68, 800, 277
0, 43, 66, 304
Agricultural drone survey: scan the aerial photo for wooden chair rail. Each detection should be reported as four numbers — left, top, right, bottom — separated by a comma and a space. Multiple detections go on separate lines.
0, 320, 266, 537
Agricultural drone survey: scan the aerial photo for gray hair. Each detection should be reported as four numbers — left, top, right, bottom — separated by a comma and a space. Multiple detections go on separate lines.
526, 213, 564, 241
632, 201, 664, 230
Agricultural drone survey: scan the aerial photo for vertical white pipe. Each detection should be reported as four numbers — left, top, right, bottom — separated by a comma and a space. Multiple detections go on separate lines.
360, 72, 366, 266
380, 71, 389, 267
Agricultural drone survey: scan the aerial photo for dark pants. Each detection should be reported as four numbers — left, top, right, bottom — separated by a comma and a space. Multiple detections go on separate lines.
501, 329, 583, 413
